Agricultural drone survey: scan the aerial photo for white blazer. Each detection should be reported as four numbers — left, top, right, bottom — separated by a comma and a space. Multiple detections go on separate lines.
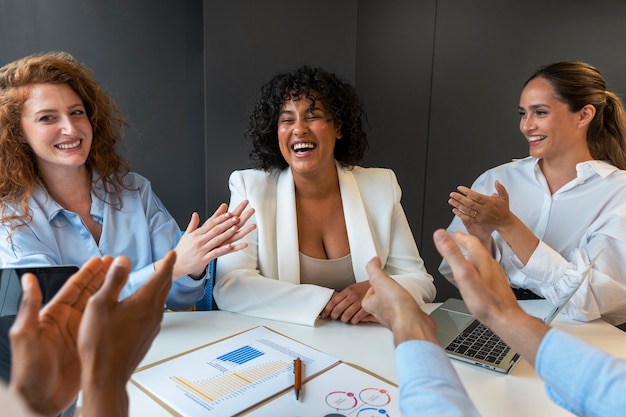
215, 162, 436, 326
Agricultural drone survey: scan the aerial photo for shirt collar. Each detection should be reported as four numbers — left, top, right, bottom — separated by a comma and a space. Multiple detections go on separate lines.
32, 171, 105, 223
32, 182, 64, 222
521, 156, 618, 182
576, 159, 620, 180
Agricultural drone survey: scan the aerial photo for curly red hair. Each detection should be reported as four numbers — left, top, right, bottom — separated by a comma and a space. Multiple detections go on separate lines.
0, 52, 130, 232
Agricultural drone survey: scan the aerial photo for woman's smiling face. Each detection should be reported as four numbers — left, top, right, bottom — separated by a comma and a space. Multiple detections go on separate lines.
19, 82, 93, 175
277, 94, 342, 179
518, 77, 590, 163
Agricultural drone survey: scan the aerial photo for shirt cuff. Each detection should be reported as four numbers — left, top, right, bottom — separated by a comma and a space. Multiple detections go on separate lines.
175, 274, 206, 288
513, 240, 568, 285
396, 340, 459, 383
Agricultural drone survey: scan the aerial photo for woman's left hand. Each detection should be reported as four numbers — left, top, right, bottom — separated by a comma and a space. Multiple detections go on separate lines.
170, 200, 256, 279
448, 181, 511, 248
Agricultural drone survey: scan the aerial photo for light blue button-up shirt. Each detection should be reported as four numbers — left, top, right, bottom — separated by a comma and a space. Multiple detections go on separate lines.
0, 172, 204, 310
396, 340, 480, 417
396, 328, 626, 416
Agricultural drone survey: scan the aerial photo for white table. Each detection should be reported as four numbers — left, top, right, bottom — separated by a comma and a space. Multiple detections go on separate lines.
84, 302, 626, 416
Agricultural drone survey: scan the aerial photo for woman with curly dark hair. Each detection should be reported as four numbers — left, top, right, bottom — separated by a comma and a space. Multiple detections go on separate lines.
215, 66, 435, 326
0, 52, 255, 312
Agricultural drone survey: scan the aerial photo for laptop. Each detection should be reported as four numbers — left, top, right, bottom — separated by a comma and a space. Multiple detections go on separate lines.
0, 265, 79, 382
430, 251, 601, 374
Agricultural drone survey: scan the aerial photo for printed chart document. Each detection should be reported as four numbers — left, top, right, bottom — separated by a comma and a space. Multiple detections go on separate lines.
245, 362, 401, 417
131, 326, 339, 416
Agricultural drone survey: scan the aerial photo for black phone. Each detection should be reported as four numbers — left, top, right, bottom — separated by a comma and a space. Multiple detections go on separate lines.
0, 265, 79, 382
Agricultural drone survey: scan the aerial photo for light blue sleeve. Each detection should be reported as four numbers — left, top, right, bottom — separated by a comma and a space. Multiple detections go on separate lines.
119, 263, 207, 311
396, 340, 481, 417
535, 328, 626, 417
128, 175, 206, 310
0, 174, 206, 311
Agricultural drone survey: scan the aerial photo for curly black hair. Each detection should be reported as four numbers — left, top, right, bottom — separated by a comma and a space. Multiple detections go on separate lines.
246, 66, 368, 171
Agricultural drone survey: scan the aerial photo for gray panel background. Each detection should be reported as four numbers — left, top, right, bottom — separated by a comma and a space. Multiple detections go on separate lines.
0, 0, 205, 225
423, 0, 626, 299
2, 0, 626, 301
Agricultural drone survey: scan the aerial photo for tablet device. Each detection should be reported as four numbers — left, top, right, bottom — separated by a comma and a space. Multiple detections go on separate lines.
0, 266, 79, 317
0, 265, 79, 382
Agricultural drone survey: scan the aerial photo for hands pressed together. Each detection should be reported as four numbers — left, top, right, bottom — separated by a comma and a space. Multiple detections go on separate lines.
448, 181, 539, 265
447, 181, 511, 251
9, 252, 176, 417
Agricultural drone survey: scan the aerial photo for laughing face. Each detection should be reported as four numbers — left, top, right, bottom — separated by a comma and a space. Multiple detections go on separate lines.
19, 82, 93, 176
518, 77, 590, 164
277, 94, 342, 179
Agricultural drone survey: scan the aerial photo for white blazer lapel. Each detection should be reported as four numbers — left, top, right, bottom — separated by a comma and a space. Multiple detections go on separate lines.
337, 165, 377, 282
276, 168, 301, 283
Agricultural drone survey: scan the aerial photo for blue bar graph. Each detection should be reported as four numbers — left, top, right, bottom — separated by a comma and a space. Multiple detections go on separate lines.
217, 345, 265, 365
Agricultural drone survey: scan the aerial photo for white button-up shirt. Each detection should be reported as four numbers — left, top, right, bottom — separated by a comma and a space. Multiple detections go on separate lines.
440, 157, 626, 325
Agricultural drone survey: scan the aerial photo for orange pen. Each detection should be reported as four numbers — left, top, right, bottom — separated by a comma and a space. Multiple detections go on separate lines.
293, 357, 302, 400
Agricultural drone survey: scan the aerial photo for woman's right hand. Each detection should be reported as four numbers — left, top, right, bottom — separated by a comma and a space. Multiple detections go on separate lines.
320, 281, 378, 324
163, 200, 256, 280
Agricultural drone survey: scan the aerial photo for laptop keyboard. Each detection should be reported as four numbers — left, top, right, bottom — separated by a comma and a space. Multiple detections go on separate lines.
445, 320, 511, 364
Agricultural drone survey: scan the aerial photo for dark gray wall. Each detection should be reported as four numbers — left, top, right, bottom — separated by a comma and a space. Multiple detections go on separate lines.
203, 0, 359, 208
3, 0, 626, 302
354, 0, 440, 289
0, 0, 205, 225
354, 0, 436, 250
422, 0, 626, 300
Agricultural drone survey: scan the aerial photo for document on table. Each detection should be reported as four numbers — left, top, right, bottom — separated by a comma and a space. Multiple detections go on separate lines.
244, 362, 401, 417
131, 326, 339, 416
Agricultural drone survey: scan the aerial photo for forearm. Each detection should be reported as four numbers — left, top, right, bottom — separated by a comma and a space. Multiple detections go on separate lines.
391, 308, 439, 347
80, 344, 132, 417
496, 214, 539, 265
483, 308, 550, 365
81, 373, 128, 417
153, 257, 200, 282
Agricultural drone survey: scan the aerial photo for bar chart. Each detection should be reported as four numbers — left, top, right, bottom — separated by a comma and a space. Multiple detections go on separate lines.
132, 326, 338, 416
